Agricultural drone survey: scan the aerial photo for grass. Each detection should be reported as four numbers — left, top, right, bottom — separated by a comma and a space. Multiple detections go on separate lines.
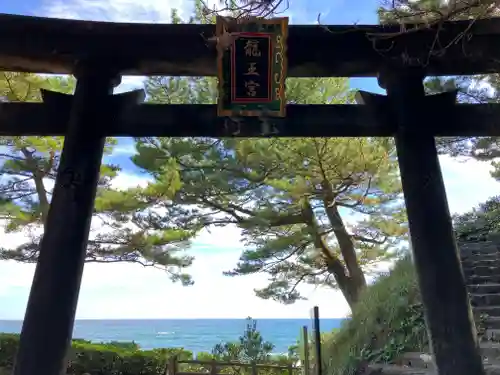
321, 256, 428, 375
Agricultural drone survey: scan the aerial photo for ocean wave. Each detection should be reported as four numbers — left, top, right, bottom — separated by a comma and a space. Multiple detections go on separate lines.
156, 331, 174, 335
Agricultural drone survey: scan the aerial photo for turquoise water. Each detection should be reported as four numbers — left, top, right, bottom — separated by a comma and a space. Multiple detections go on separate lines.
0, 319, 343, 353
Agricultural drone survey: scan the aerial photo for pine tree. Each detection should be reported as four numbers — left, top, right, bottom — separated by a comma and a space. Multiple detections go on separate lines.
0, 73, 196, 284
379, 0, 500, 181
454, 196, 500, 241
212, 318, 275, 364
379, 0, 499, 24
132, 55, 407, 308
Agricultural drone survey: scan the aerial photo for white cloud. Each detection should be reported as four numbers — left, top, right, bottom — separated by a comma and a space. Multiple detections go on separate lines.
110, 171, 152, 189
0, 226, 350, 319
40, 0, 299, 24
37, 0, 188, 94
0, 170, 350, 319
35, 0, 319, 98
115, 77, 147, 93
194, 224, 243, 249
1, 155, 497, 320
36, 0, 301, 94
109, 143, 137, 156
1, 0, 497, 320
41, 0, 186, 22
440, 155, 499, 214
73, 239, 350, 319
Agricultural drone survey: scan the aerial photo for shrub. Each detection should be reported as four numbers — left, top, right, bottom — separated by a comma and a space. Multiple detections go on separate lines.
322, 256, 428, 375
0, 333, 19, 368
209, 318, 297, 375
0, 333, 192, 375
0, 323, 297, 375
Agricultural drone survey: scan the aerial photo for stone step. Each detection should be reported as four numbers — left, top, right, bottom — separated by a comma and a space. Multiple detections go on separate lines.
477, 306, 500, 317
461, 246, 500, 255
463, 256, 500, 267
469, 284, 500, 295
486, 365, 500, 375
464, 266, 500, 278
481, 342, 500, 359
485, 317, 500, 330
393, 353, 434, 369
459, 250, 500, 259
461, 245, 500, 257
463, 259, 500, 269
366, 364, 429, 374
395, 348, 500, 363
367, 363, 500, 375
471, 294, 500, 307
485, 329, 500, 342
365, 347, 500, 374
468, 275, 500, 285
463, 257, 500, 264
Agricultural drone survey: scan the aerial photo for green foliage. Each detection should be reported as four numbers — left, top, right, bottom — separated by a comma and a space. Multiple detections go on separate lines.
138, 39, 407, 307
378, 0, 498, 24
3, 0, 406, 303
212, 317, 275, 363
321, 254, 488, 375
0, 4, 217, 282
0, 333, 191, 375
321, 256, 428, 375
145, 0, 217, 107
0, 334, 19, 368
101, 341, 141, 351
424, 75, 500, 181
205, 318, 296, 375
454, 195, 500, 241
379, 0, 500, 181
0, 73, 197, 283
291, 329, 338, 371
0, 73, 79, 235
133, 133, 406, 308
0, 320, 297, 375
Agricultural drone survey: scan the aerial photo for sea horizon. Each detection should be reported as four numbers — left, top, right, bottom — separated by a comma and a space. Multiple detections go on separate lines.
0, 316, 348, 321
0, 318, 345, 353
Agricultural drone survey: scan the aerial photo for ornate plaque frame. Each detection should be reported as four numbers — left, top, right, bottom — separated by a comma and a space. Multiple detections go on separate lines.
216, 16, 288, 118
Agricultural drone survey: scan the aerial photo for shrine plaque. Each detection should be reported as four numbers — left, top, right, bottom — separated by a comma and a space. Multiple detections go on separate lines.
216, 16, 288, 118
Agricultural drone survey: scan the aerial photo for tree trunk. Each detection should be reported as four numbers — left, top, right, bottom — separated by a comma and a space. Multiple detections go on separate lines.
324, 256, 364, 308
20, 148, 51, 224
33, 175, 50, 224
321, 182, 367, 307
302, 199, 366, 310
325, 202, 367, 286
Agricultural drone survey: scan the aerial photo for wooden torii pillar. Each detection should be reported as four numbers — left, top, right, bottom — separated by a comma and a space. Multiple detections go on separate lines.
358, 69, 485, 375
12, 62, 144, 375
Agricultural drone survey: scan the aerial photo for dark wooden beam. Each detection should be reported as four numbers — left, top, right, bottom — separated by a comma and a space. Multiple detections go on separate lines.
1, 14, 500, 77
12, 67, 130, 375
1, 100, 500, 137
378, 70, 485, 375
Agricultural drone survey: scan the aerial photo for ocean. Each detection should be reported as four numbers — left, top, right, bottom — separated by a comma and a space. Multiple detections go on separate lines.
0, 319, 343, 353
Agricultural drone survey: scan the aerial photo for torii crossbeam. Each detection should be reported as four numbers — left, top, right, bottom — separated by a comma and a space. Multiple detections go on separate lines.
0, 13, 497, 375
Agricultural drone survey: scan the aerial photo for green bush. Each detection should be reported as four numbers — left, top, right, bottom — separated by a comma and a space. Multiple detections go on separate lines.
207, 318, 297, 375
0, 321, 298, 375
0, 333, 192, 375
322, 256, 428, 375
0, 333, 19, 368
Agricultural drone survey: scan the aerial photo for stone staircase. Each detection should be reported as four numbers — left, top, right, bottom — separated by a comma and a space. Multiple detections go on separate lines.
362, 240, 500, 374
463, 240, 500, 343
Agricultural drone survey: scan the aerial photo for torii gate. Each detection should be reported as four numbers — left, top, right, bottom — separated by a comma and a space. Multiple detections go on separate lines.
0, 13, 499, 375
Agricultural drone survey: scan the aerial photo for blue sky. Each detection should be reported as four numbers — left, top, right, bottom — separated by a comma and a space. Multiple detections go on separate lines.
0, 0, 498, 320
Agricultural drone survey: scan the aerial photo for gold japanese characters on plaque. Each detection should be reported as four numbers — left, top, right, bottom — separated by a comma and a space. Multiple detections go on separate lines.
216, 16, 288, 118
